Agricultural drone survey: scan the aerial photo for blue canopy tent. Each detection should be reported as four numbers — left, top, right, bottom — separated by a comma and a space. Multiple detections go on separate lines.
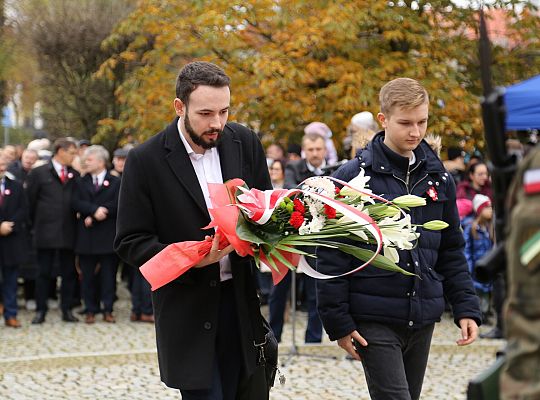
504, 74, 540, 130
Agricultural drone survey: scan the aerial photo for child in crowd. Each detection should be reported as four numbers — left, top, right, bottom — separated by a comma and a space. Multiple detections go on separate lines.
463, 194, 494, 322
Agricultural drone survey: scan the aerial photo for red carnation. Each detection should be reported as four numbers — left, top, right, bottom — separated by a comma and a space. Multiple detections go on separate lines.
289, 211, 305, 229
335, 187, 341, 195
293, 198, 306, 214
324, 204, 337, 219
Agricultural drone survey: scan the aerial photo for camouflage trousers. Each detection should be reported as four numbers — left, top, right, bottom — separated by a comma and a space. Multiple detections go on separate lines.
500, 147, 540, 400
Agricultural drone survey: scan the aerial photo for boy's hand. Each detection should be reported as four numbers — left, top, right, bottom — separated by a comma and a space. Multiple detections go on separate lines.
456, 318, 479, 346
337, 330, 368, 361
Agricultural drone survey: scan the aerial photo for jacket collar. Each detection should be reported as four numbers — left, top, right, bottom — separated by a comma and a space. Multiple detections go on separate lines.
163, 117, 243, 218
357, 132, 445, 174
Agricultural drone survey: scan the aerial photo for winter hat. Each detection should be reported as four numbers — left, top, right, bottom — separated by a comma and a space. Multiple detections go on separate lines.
456, 198, 473, 219
304, 122, 332, 138
351, 111, 378, 131
473, 194, 491, 215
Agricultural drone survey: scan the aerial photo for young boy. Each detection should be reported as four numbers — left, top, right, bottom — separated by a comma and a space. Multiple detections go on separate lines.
316, 78, 481, 400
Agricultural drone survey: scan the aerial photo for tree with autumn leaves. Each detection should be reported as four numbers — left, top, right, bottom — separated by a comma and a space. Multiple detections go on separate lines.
16, 0, 527, 153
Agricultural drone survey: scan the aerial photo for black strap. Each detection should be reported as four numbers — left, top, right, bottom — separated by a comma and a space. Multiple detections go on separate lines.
247, 276, 267, 346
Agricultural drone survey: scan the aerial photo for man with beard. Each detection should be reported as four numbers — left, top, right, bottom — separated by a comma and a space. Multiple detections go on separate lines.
114, 61, 272, 399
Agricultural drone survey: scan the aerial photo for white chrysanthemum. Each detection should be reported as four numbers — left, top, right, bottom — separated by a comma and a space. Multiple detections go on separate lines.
305, 196, 324, 213
298, 215, 326, 235
298, 221, 310, 235
303, 176, 336, 197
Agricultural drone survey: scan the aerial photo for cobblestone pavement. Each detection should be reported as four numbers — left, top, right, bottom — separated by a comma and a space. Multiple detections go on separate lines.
1, 285, 505, 400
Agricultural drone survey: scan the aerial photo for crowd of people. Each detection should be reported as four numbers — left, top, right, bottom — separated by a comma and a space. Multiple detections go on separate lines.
0, 91, 509, 338
0, 60, 531, 399
0, 138, 153, 328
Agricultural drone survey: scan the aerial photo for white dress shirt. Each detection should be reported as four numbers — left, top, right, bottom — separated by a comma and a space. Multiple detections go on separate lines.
91, 169, 107, 187
306, 159, 327, 176
178, 118, 232, 281
51, 158, 67, 179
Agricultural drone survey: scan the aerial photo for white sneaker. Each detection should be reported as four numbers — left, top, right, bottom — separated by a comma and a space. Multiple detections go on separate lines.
25, 300, 37, 311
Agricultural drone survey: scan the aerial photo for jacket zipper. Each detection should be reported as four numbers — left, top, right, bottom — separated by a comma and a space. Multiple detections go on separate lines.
393, 172, 429, 195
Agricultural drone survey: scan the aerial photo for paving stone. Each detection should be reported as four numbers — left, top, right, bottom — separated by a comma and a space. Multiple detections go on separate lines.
0, 284, 504, 399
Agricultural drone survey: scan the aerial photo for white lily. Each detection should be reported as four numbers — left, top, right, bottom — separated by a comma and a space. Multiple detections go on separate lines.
378, 213, 419, 251
339, 204, 370, 241
392, 194, 426, 208
340, 168, 374, 203
384, 246, 400, 263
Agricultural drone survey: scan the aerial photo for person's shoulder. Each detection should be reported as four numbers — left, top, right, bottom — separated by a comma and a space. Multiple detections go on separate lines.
224, 122, 257, 140
106, 172, 121, 184
332, 157, 360, 181
28, 162, 50, 176
286, 159, 306, 171
5, 175, 23, 190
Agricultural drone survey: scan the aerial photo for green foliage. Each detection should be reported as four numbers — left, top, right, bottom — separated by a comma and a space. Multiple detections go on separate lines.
11, 0, 135, 143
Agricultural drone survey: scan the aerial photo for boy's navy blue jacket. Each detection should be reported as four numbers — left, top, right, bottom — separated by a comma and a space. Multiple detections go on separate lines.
316, 133, 481, 341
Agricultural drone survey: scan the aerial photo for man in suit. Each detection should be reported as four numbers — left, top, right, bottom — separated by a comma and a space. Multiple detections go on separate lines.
114, 61, 272, 399
284, 132, 328, 188
269, 133, 326, 343
26, 138, 80, 324
72, 145, 120, 324
8, 148, 39, 183
0, 151, 28, 328
8, 147, 39, 309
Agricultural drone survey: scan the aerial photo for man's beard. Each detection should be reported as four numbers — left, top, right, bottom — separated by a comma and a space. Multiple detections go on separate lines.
184, 112, 222, 150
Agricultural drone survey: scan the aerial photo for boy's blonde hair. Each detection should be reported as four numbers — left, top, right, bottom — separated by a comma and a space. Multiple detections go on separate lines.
379, 78, 429, 115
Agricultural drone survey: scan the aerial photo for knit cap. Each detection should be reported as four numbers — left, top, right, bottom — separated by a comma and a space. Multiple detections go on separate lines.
473, 194, 491, 215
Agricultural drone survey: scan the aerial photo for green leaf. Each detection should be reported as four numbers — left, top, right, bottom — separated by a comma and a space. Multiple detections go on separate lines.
274, 244, 316, 257
278, 239, 339, 248
321, 241, 417, 277
269, 248, 297, 270
235, 216, 267, 245
262, 250, 280, 273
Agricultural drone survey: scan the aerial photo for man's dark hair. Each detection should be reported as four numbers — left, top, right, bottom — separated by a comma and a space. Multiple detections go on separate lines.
175, 61, 231, 105
53, 138, 77, 155
287, 143, 302, 157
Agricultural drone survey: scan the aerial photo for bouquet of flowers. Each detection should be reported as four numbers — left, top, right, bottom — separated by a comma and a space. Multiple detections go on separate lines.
141, 169, 448, 290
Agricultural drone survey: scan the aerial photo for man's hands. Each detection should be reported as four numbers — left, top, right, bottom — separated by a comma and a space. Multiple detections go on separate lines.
194, 233, 234, 268
456, 318, 479, 346
93, 206, 108, 221
337, 330, 368, 361
0, 221, 14, 236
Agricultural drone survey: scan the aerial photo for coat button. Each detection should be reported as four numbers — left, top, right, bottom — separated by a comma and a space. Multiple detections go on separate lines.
204, 322, 212, 330
380, 166, 385, 170
412, 290, 416, 297
209, 280, 217, 287
409, 321, 414, 327
361, 162, 366, 166
406, 292, 410, 297
428, 181, 433, 185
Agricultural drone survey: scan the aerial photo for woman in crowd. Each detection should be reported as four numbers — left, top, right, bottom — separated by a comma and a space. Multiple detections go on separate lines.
456, 162, 493, 201
269, 159, 286, 189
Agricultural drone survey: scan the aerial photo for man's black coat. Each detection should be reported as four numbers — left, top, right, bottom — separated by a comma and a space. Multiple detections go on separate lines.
0, 176, 29, 266
114, 118, 272, 390
72, 172, 120, 255
26, 162, 79, 249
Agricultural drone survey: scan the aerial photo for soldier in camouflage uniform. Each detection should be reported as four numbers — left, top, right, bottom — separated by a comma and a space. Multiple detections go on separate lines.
500, 145, 540, 399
